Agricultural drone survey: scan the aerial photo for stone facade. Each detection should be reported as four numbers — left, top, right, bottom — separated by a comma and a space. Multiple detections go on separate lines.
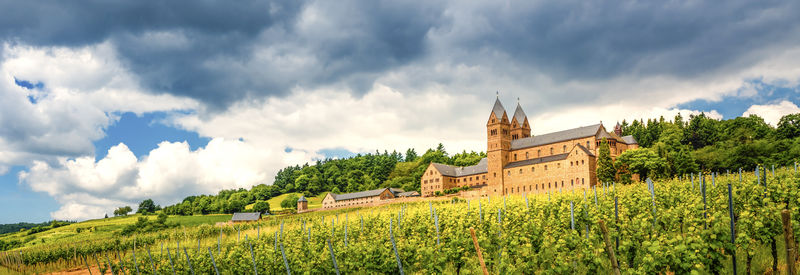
420, 98, 639, 197
321, 188, 400, 209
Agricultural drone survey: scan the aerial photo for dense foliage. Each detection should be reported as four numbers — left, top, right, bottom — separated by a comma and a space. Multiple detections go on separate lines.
0, 221, 73, 235
618, 113, 800, 180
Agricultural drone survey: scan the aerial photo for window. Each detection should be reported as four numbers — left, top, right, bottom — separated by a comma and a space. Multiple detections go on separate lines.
483, 175, 486, 179
557, 163, 560, 168
586, 141, 590, 149
570, 161, 573, 167
550, 148, 554, 155
494, 172, 497, 178
538, 150, 541, 157
514, 154, 517, 161
545, 165, 548, 170
563, 145, 566, 152
517, 187, 520, 193
507, 171, 511, 176
531, 167, 535, 172
525, 152, 529, 159
571, 179, 574, 186
582, 160, 585, 165
519, 169, 522, 174
582, 178, 585, 185
561, 181, 564, 188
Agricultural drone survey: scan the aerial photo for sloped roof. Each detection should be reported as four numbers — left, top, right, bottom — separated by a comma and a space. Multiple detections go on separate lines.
297, 196, 307, 202
231, 212, 261, 221
512, 103, 527, 125
397, 191, 420, 197
574, 144, 596, 157
389, 188, 405, 195
330, 187, 394, 201
431, 158, 488, 177
504, 153, 569, 169
622, 135, 638, 144
491, 98, 507, 120
510, 124, 604, 149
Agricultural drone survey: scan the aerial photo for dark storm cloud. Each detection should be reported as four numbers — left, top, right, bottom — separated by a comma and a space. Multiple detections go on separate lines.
1, 0, 798, 109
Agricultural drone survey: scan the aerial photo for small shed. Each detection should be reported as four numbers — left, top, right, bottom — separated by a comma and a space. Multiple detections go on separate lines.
297, 196, 308, 212
231, 212, 261, 223
397, 191, 421, 197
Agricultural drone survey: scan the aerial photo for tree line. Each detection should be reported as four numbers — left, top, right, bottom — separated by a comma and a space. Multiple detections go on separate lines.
597, 112, 800, 183
154, 145, 485, 216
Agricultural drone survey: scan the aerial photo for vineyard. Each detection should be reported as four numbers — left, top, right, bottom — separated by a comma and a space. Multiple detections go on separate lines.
2, 165, 800, 274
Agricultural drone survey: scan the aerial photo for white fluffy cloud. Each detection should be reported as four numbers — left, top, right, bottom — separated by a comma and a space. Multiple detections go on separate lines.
20, 139, 274, 221
743, 100, 800, 126
0, 43, 198, 169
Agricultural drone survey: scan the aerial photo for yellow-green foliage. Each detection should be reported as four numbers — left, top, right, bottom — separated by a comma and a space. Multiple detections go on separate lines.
4, 167, 800, 274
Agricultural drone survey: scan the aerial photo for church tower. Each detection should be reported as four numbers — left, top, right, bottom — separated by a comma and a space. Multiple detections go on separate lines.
510, 100, 531, 140
487, 97, 511, 196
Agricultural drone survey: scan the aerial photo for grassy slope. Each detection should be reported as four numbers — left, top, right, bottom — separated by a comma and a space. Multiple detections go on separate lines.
245, 192, 325, 211
0, 214, 231, 249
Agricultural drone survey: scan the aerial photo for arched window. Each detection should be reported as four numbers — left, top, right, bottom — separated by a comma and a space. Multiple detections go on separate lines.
514, 154, 517, 161
525, 152, 529, 159
550, 147, 554, 155
586, 141, 590, 149
563, 145, 567, 152
519, 169, 522, 174
571, 179, 574, 186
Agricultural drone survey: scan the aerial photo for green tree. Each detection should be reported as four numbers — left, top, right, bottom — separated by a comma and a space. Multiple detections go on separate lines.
225, 199, 246, 213
281, 194, 299, 209
252, 201, 271, 214
777, 113, 800, 139
113, 206, 132, 216
405, 148, 418, 162
596, 138, 616, 184
136, 199, 160, 214
615, 148, 665, 181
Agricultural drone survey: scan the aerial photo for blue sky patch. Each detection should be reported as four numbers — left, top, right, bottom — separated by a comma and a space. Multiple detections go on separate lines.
676, 80, 800, 119
317, 147, 357, 160
93, 112, 211, 160
0, 166, 59, 223
14, 78, 44, 90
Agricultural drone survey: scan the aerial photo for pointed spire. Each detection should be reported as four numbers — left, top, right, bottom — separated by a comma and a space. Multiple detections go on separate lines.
512, 100, 527, 125
491, 96, 507, 120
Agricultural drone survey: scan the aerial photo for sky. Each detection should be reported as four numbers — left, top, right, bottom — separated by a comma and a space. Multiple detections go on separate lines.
1, 0, 799, 223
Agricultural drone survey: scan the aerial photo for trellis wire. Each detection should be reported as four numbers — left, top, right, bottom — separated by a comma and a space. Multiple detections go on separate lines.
94, 254, 103, 275
81, 254, 92, 275
647, 178, 657, 229
727, 183, 737, 275
570, 201, 575, 230
345, 217, 349, 247
701, 174, 708, 229
115, 249, 124, 274
614, 196, 619, 251
593, 187, 598, 206
147, 247, 155, 274
166, 247, 175, 275
389, 218, 404, 275
133, 240, 140, 275
280, 242, 291, 275
207, 247, 219, 275
327, 239, 341, 275
104, 252, 116, 275
434, 208, 440, 250
249, 240, 259, 275
479, 201, 483, 223
183, 247, 195, 275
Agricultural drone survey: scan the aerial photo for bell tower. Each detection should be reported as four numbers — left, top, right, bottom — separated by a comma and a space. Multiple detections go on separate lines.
487, 96, 510, 196
510, 99, 531, 140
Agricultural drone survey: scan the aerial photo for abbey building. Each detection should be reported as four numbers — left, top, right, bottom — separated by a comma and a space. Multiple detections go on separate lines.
420, 98, 638, 197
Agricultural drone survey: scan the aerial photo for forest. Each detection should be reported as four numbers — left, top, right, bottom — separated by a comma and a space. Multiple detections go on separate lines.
156, 112, 800, 216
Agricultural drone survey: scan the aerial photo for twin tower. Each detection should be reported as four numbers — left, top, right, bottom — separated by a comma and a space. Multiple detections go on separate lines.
486, 97, 529, 195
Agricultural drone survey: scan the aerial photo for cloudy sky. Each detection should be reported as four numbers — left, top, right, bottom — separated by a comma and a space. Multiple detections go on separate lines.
1, 0, 799, 223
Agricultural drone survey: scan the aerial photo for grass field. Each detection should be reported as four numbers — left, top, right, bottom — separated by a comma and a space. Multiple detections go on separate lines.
245, 192, 325, 211
0, 214, 231, 249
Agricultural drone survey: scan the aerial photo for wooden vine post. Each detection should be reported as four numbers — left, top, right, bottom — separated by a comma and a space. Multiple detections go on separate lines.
782, 210, 796, 275
599, 220, 621, 275
469, 227, 489, 275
